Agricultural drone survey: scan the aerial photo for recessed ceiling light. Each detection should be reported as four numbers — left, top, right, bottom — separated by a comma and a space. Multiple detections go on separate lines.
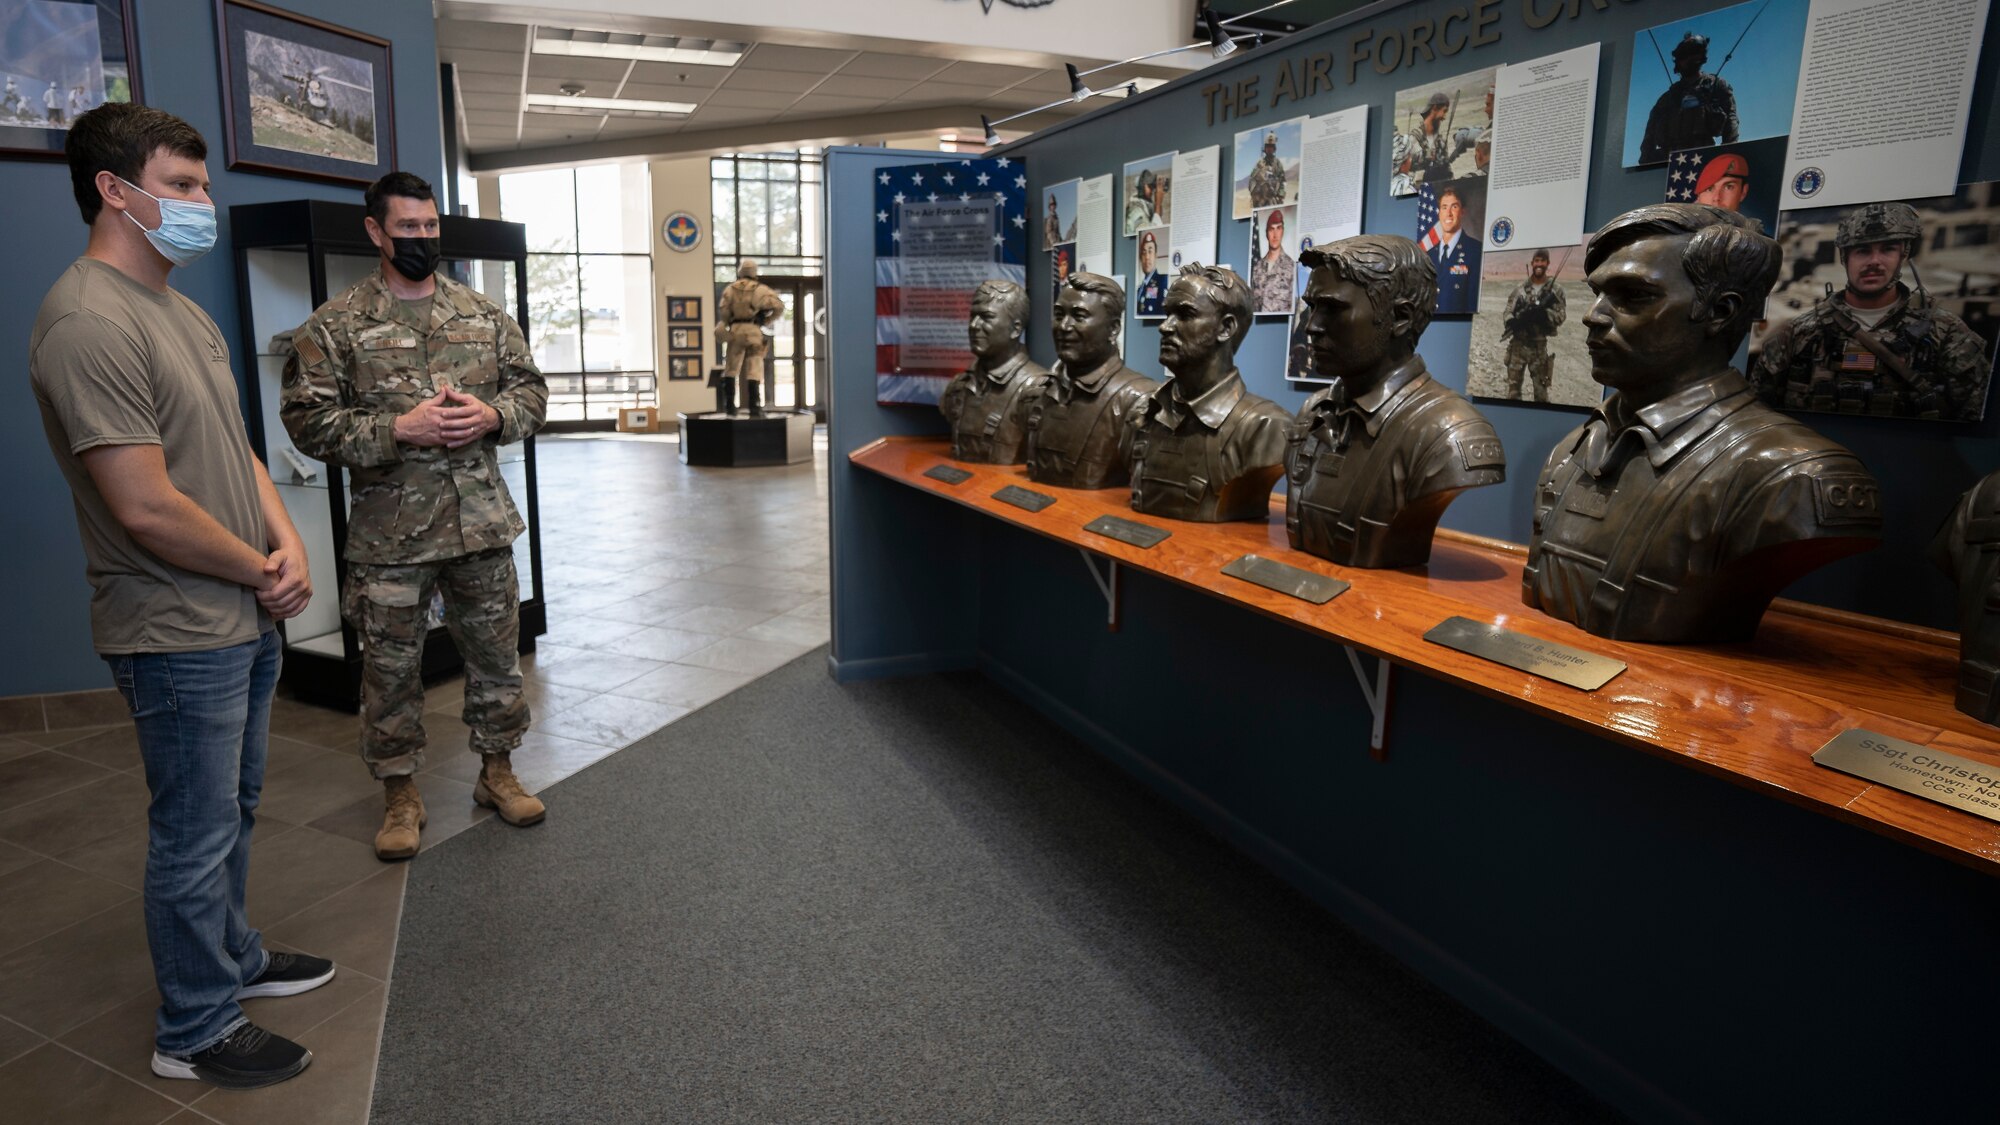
524, 94, 696, 117
533, 27, 745, 68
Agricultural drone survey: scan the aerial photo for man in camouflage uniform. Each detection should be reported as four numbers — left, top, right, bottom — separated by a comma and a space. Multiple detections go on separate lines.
1639, 34, 1740, 164
717, 258, 785, 415
1502, 248, 1567, 402
1246, 130, 1286, 208
1392, 91, 1453, 196
281, 172, 548, 860
1249, 208, 1296, 316
936, 280, 1049, 463
1752, 202, 1992, 421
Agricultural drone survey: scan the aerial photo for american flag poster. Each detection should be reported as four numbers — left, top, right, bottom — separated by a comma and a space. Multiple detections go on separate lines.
1662, 135, 1786, 236
875, 156, 1028, 406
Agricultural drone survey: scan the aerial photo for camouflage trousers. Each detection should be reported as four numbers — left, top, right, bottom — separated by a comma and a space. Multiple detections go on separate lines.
1505, 337, 1553, 402
723, 322, 766, 382
342, 547, 528, 778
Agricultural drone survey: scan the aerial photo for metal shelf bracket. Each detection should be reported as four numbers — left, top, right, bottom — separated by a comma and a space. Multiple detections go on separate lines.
1078, 550, 1121, 632
1343, 646, 1394, 759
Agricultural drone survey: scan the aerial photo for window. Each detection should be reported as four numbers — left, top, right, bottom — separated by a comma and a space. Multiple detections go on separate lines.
498, 164, 655, 423
710, 152, 823, 284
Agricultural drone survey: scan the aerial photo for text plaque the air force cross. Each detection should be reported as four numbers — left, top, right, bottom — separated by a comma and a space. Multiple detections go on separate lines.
1082, 515, 1172, 549
923, 465, 973, 485
1813, 729, 2000, 824
992, 485, 1057, 512
1423, 616, 1626, 691
1220, 554, 1349, 604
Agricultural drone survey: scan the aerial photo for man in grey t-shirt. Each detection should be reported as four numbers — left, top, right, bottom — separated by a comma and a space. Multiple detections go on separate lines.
30, 103, 332, 1091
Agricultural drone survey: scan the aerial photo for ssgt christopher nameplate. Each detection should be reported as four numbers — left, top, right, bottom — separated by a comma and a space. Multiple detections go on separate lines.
1220, 555, 1349, 604
1813, 729, 2000, 823
1423, 616, 1626, 691
923, 465, 973, 485
1082, 515, 1171, 549
992, 485, 1057, 512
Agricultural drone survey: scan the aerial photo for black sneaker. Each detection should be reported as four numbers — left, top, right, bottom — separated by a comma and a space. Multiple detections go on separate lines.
235, 951, 336, 1000
151, 1021, 312, 1089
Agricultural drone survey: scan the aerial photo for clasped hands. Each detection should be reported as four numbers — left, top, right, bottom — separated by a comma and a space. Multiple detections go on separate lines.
395, 386, 501, 450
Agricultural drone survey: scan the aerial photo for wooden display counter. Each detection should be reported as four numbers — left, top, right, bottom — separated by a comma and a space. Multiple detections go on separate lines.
851, 436, 2000, 876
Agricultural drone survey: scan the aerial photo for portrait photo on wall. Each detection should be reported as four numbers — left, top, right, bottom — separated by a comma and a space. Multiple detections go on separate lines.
1123, 152, 1172, 236
1249, 206, 1298, 317
1042, 178, 1078, 251
1389, 66, 1494, 198
1749, 182, 2000, 423
1621, 0, 1807, 168
1232, 117, 1302, 219
1051, 241, 1075, 289
669, 325, 702, 351
667, 355, 703, 381
1134, 228, 1169, 319
0, 0, 140, 159
1468, 240, 1601, 410
666, 296, 702, 322
1418, 179, 1486, 317
1663, 134, 1787, 235
216, 0, 395, 185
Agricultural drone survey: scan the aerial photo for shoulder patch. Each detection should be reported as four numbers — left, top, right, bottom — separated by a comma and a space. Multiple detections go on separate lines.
293, 330, 325, 369
1457, 435, 1506, 471
1811, 473, 1883, 527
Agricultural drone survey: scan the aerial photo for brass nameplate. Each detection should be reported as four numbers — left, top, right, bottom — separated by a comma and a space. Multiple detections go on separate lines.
1082, 515, 1171, 549
991, 485, 1056, 512
1813, 729, 2000, 823
923, 465, 973, 485
1423, 616, 1626, 691
1220, 554, 1349, 604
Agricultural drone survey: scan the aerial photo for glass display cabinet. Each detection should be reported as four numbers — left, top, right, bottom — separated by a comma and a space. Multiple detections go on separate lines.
228, 200, 545, 710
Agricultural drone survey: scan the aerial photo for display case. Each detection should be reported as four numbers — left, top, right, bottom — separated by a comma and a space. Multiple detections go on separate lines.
229, 199, 546, 710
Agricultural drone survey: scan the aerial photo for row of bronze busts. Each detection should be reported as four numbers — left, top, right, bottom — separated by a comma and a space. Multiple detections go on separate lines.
938, 205, 1996, 727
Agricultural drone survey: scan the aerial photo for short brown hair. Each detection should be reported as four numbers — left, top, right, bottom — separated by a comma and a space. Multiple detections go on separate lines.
1587, 203, 1780, 346
65, 103, 206, 225
365, 172, 436, 227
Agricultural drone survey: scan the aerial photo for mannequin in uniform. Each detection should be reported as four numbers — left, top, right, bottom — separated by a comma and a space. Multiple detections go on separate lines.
1931, 470, 2000, 726
936, 280, 1049, 463
1127, 264, 1290, 522
1023, 272, 1158, 490
1524, 204, 1881, 643
1285, 235, 1505, 567
716, 258, 784, 414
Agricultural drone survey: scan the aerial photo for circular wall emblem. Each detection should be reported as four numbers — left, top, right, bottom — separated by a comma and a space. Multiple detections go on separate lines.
1790, 167, 1825, 200
1299, 236, 1314, 253
661, 211, 702, 252
1489, 217, 1514, 246
1171, 250, 1183, 268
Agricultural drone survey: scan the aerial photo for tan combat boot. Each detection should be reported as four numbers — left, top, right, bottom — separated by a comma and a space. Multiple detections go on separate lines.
474, 753, 546, 826
375, 776, 426, 861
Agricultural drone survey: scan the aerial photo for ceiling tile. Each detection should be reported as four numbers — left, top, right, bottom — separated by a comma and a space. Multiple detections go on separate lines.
780, 94, 883, 116
627, 61, 730, 89
739, 44, 857, 73
436, 19, 527, 52
616, 81, 721, 104
527, 55, 633, 83
438, 47, 524, 75
889, 81, 1002, 104
811, 75, 916, 99
717, 69, 823, 94
930, 61, 1042, 88
681, 105, 773, 127
704, 88, 802, 110
455, 70, 520, 95
839, 52, 953, 81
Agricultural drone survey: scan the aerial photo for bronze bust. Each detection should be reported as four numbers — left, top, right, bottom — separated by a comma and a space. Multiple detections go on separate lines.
1930, 470, 2000, 725
1524, 204, 1883, 643
936, 280, 1050, 463
1127, 264, 1290, 522
1023, 272, 1159, 490
1286, 235, 1505, 568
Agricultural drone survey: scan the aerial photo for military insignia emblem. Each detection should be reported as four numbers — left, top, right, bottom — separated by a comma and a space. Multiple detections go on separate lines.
1790, 166, 1825, 199
661, 211, 702, 252
1171, 250, 1182, 268
1489, 217, 1514, 246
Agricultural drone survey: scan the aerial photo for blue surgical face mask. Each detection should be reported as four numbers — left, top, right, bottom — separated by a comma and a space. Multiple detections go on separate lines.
119, 177, 217, 267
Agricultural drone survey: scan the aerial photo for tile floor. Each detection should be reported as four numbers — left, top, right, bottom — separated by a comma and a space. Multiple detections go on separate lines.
0, 433, 829, 1123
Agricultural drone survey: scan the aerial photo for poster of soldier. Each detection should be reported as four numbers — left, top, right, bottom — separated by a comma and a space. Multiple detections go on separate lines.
1041, 178, 1077, 251
217, 0, 393, 185
1231, 117, 1301, 220
1121, 152, 1171, 236
1467, 241, 1601, 410
1620, 0, 1808, 168
1247, 205, 1297, 317
1664, 135, 1788, 236
1749, 182, 1999, 423
1388, 66, 1493, 198
0, 0, 135, 156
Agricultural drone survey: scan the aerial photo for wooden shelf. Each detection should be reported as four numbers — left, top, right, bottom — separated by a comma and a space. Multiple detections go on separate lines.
851, 436, 2000, 876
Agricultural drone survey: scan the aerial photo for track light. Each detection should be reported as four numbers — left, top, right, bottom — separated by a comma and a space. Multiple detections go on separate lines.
1065, 63, 1091, 102
1204, 9, 1237, 58
981, 115, 1000, 147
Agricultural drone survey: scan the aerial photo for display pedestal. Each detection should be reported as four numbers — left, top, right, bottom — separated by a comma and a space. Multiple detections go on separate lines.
678, 410, 814, 466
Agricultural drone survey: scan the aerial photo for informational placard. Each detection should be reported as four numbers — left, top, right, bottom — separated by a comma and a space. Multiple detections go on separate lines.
1169, 145, 1220, 268
1813, 729, 2000, 823
1297, 105, 1368, 246
1423, 616, 1625, 691
1781, 0, 1991, 209
1485, 42, 1599, 251
1220, 555, 1348, 604
923, 465, 972, 485
1076, 174, 1114, 274
1082, 515, 1171, 549
992, 485, 1056, 513
893, 197, 1001, 370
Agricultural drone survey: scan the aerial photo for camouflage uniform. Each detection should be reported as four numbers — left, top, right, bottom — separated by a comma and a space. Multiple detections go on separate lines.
1753, 285, 1990, 420
281, 270, 547, 778
1391, 125, 1452, 196
1250, 250, 1296, 317
717, 277, 784, 383
1639, 73, 1739, 163
1502, 278, 1567, 402
1247, 147, 1286, 208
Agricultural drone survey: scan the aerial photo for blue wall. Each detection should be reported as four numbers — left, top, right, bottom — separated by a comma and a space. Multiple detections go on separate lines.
2, 1, 441, 695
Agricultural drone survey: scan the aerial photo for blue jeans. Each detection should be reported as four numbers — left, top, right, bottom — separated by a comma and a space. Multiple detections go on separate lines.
107, 630, 280, 1055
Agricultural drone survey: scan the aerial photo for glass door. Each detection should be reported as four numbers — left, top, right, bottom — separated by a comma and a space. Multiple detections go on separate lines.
759, 277, 823, 415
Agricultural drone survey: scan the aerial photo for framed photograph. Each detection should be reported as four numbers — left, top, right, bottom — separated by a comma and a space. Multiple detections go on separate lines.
669, 325, 702, 351
667, 355, 703, 381
215, 0, 395, 186
667, 295, 702, 323
0, 0, 142, 160
1388, 66, 1494, 198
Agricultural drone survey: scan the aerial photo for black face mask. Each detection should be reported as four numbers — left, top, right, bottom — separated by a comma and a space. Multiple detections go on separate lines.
388, 236, 441, 282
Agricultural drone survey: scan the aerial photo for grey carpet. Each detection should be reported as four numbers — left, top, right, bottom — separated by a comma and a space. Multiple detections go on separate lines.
373, 651, 1621, 1124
